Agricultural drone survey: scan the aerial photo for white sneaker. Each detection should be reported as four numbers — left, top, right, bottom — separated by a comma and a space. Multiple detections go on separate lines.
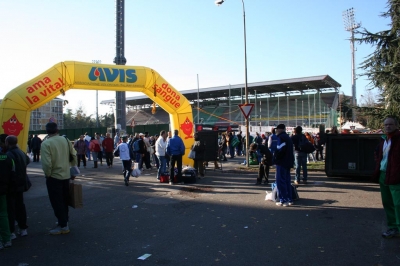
20, 229, 28, 237
10, 233, 17, 240
3, 240, 12, 248
49, 225, 70, 235
276, 202, 283, 206
283, 202, 289, 207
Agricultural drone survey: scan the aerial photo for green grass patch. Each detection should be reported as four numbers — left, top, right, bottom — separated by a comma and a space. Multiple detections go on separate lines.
307, 161, 325, 170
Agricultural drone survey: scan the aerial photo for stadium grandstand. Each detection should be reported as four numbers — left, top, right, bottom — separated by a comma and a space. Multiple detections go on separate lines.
100, 75, 341, 131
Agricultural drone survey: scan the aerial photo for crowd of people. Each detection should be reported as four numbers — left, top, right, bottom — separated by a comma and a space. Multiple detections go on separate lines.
2, 118, 399, 249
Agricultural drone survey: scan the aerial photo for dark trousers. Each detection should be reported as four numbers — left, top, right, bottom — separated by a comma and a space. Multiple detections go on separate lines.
144, 152, 152, 169
316, 148, 324, 161
77, 154, 86, 167
6, 191, 28, 233
97, 151, 103, 164
105, 152, 113, 166
193, 160, 204, 176
229, 146, 235, 158
169, 155, 183, 183
122, 160, 132, 181
257, 163, 270, 183
46, 177, 70, 228
32, 149, 40, 162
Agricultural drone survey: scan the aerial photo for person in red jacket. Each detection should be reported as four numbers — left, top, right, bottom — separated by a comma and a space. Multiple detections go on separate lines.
372, 116, 400, 238
102, 133, 114, 168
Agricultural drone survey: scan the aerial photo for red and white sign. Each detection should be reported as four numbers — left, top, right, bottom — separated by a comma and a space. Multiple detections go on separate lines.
238, 104, 254, 119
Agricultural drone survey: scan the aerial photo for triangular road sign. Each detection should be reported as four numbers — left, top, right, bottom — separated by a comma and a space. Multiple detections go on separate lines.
238, 104, 254, 119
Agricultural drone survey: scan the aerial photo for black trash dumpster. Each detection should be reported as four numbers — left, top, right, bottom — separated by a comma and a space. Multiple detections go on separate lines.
325, 134, 381, 178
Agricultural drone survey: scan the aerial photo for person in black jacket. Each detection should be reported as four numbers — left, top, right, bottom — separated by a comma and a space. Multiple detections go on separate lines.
192, 133, 205, 178
30, 134, 42, 162
0, 151, 13, 249
314, 133, 325, 161
5, 135, 30, 239
256, 144, 273, 185
291, 126, 308, 185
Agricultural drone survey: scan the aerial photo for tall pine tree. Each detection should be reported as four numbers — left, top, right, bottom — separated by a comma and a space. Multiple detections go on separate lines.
357, 0, 400, 127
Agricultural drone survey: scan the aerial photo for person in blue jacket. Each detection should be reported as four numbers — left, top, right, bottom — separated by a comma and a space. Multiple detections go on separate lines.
166, 130, 185, 185
274, 124, 294, 206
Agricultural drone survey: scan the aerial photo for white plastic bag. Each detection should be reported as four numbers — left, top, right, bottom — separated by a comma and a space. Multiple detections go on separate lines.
131, 168, 141, 177
265, 191, 275, 201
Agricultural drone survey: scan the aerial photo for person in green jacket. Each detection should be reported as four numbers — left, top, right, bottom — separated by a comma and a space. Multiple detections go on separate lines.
41, 122, 77, 235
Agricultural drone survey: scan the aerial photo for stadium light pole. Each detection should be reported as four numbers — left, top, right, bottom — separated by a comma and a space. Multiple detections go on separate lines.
215, 0, 250, 166
343, 7, 361, 121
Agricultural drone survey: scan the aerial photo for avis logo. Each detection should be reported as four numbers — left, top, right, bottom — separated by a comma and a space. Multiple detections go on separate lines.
88, 67, 137, 83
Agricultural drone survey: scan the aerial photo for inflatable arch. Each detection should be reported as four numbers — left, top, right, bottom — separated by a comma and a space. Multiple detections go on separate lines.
0, 61, 194, 165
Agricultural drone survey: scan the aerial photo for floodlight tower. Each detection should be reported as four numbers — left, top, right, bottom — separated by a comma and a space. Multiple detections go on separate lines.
343, 7, 361, 121
114, 0, 127, 134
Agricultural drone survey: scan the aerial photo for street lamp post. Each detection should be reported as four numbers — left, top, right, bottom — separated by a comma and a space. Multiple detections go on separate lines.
215, 0, 250, 166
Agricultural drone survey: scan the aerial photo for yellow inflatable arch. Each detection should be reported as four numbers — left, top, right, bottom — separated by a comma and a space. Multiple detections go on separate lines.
0, 61, 194, 166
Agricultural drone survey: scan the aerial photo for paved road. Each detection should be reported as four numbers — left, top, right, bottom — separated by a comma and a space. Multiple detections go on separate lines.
1, 157, 399, 266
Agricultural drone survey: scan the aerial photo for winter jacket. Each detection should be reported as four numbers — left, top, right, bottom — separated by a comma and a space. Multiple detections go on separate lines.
89, 139, 101, 152
137, 138, 147, 154
30, 136, 42, 150
268, 134, 278, 153
155, 137, 167, 156
291, 134, 307, 154
0, 152, 13, 195
42, 135, 77, 180
372, 130, 400, 185
102, 137, 114, 153
314, 137, 324, 151
6, 147, 30, 192
274, 131, 294, 169
74, 140, 88, 155
166, 135, 185, 156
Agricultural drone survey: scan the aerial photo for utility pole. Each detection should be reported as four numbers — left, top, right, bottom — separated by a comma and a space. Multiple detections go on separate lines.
114, 0, 127, 135
343, 7, 361, 121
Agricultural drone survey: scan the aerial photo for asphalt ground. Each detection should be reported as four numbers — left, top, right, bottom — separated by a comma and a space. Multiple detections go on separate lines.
1, 156, 399, 266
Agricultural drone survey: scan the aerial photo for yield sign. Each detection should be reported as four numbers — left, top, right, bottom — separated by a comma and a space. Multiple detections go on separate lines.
238, 103, 254, 119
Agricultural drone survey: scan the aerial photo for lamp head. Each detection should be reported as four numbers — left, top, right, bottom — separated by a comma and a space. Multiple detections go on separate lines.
215, 0, 224, 6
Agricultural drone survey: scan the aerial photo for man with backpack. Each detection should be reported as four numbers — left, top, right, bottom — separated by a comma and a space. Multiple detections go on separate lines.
291, 126, 308, 185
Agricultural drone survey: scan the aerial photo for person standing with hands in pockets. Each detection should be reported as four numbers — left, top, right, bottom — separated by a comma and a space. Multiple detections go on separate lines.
41, 122, 77, 235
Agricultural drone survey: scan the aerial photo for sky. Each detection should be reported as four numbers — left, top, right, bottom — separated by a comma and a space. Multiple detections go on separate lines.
0, 0, 390, 117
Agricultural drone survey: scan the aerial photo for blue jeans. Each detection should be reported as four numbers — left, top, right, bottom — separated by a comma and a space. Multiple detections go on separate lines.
136, 153, 143, 169
157, 155, 167, 178
229, 146, 235, 158
276, 166, 292, 203
295, 152, 308, 182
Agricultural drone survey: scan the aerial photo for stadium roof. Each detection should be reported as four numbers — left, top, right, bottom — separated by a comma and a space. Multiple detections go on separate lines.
100, 74, 341, 107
